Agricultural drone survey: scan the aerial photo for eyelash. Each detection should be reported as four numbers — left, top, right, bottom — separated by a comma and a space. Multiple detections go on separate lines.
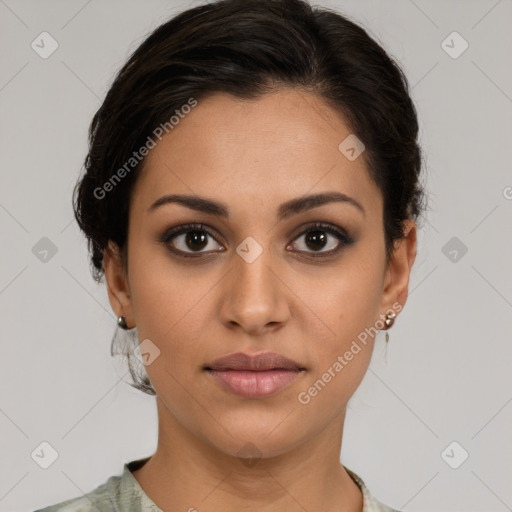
159, 222, 354, 260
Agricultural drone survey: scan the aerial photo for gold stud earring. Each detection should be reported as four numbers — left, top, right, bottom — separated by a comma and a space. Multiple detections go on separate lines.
384, 311, 396, 343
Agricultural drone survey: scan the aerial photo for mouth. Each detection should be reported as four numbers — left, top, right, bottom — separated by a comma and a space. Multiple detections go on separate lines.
204, 351, 306, 399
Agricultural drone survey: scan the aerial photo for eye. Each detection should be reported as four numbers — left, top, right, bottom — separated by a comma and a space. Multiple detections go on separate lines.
287, 222, 354, 257
160, 223, 225, 258
160, 222, 354, 260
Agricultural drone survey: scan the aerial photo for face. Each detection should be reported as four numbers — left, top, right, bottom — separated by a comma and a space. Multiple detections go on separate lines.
104, 88, 416, 460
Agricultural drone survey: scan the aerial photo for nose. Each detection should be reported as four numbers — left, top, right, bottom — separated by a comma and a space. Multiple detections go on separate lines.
219, 244, 290, 335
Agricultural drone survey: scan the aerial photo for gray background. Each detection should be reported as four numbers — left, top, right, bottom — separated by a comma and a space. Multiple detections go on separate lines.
1, 1, 511, 511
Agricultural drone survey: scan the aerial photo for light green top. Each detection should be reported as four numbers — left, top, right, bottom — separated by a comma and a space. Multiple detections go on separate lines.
34, 457, 400, 512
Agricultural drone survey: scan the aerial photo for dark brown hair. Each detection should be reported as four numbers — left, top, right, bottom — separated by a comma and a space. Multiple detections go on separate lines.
73, 0, 426, 394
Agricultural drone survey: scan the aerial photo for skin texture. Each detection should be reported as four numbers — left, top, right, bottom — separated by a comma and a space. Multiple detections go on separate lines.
103, 88, 417, 511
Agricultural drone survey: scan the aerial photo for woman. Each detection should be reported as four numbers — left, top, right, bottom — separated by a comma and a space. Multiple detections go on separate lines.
36, 0, 424, 510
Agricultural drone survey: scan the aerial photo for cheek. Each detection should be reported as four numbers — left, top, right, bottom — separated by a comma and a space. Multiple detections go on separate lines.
301, 251, 384, 398
128, 237, 201, 332
127, 245, 221, 376
320, 252, 384, 339
297, 289, 380, 415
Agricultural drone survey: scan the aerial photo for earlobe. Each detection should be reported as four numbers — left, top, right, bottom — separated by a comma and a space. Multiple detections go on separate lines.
103, 240, 133, 324
380, 219, 417, 315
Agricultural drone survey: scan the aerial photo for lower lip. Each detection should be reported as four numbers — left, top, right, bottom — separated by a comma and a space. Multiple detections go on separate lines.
207, 369, 302, 398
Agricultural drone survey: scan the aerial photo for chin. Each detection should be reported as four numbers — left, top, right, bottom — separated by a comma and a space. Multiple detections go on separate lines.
201, 415, 309, 461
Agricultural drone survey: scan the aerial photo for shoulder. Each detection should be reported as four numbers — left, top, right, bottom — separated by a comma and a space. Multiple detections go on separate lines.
33, 458, 159, 512
33, 474, 120, 512
345, 466, 402, 512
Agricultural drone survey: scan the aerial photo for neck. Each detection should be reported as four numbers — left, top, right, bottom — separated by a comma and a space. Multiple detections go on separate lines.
131, 397, 363, 512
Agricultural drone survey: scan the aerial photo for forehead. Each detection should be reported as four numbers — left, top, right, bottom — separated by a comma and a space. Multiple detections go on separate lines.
131, 89, 382, 219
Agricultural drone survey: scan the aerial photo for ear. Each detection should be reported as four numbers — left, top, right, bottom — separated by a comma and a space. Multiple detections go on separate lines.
379, 219, 417, 318
103, 240, 134, 328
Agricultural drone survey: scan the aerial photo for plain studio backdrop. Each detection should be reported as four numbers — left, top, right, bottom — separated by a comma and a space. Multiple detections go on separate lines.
0, 1, 511, 511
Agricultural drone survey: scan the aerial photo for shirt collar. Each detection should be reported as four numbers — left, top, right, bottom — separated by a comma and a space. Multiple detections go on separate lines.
118, 457, 397, 512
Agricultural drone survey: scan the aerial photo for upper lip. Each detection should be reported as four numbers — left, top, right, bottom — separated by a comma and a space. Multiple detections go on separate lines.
205, 352, 304, 371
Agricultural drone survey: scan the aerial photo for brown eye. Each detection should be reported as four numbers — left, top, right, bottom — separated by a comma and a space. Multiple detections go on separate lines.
184, 230, 209, 251
288, 223, 354, 257
161, 224, 225, 258
304, 230, 328, 251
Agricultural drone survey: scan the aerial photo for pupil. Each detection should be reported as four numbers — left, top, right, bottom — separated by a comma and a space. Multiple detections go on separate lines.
186, 230, 208, 251
306, 230, 327, 251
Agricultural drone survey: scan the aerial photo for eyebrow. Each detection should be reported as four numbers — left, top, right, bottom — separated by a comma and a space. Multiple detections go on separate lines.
148, 191, 365, 219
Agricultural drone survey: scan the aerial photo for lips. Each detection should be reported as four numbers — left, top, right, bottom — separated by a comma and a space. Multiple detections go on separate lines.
205, 352, 305, 399
206, 351, 304, 372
